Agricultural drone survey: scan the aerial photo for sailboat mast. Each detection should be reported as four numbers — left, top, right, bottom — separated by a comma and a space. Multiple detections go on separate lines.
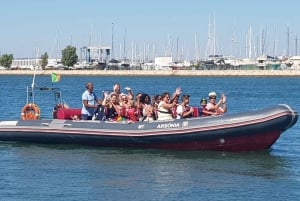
111, 22, 114, 59
123, 29, 126, 60
287, 26, 290, 57
205, 15, 211, 59
295, 35, 298, 55
194, 33, 198, 62
248, 26, 252, 59
213, 12, 216, 56
176, 37, 179, 61
273, 27, 277, 57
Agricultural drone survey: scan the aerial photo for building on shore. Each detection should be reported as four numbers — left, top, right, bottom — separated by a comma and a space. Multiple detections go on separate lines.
11, 58, 40, 70
79, 46, 111, 69
11, 58, 63, 70
154, 57, 173, 70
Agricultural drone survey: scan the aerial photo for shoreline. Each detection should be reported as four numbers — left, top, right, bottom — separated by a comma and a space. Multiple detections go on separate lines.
1, 69, 300, 77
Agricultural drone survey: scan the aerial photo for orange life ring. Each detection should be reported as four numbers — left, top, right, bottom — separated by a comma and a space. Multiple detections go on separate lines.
21, 103, 40, 120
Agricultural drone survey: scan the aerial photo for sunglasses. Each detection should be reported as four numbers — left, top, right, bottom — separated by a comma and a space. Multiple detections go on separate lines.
210, 96, 216, 99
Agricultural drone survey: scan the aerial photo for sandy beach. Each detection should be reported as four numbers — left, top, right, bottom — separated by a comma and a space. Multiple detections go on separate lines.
1, 69, 300, 77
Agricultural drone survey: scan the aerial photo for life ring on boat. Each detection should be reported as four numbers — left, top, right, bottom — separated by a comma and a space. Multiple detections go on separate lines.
21, 103, 40, 120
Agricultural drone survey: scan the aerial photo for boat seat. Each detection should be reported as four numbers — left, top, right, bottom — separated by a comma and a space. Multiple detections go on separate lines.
57, 108, 81, 120
193, 107, 199, 117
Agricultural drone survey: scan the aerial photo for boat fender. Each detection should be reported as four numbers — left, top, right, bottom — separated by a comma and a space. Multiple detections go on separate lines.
21, 103, 40, 120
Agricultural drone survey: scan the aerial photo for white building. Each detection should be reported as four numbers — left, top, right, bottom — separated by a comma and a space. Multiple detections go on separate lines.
154, 57, 173, 70
11, 58, 40, 70
11, 58, 61, 70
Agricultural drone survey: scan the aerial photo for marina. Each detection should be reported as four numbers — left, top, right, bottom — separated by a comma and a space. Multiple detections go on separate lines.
4, 54, 298, 71
1, 69, 300, 77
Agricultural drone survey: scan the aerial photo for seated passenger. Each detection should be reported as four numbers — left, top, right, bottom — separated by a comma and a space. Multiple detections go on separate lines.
110, 83, 134, 102
140, 94, 155, 121
170, 93, 179, 118
169, 87, 181, 118
105, 93, 121, 121
206, 91, 227, 115
119, 94, 132, 109
134, 93, 143, 120
198, 98, 216, 116
157, 92, 176, 121
176, 94, 194, 119
152, 94, 162, 120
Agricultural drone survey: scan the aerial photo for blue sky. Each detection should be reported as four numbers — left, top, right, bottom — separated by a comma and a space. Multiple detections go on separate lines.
1, 0, 299, 60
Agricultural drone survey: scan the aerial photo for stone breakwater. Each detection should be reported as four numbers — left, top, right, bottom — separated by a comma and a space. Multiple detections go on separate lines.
1, 70, 300, 77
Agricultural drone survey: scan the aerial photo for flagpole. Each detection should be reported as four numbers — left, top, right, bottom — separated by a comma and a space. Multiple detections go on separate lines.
31, 67, 36, 103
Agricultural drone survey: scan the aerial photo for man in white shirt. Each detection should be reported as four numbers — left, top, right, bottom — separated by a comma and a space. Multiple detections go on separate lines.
81, 82, 102, 120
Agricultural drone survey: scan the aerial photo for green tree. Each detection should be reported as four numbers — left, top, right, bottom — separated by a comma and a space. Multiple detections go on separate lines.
0, 54, 14, 68
61, 46, 78, 67
40, 52, 48, 69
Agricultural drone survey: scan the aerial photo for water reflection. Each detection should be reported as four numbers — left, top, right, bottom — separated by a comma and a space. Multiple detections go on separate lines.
1, 142, 288, 180
0, 142, 298, 200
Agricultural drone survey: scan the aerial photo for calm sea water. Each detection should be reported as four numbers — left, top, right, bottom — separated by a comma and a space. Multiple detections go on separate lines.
0, 74, 300, 201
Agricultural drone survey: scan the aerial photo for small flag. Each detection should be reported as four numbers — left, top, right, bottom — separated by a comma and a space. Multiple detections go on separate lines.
51, 73, 61, 83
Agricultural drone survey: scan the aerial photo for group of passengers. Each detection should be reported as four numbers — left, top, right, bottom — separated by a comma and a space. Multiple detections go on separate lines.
81, 82, 227, 121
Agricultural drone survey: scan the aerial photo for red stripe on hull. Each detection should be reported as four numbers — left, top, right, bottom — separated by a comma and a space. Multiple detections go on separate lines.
142, 131, 281, 152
